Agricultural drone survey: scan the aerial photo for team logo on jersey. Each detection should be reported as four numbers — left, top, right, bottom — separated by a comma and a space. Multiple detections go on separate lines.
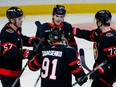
6, 29, 14, 33
93, 42, 98, 60
106, 32, 113, 37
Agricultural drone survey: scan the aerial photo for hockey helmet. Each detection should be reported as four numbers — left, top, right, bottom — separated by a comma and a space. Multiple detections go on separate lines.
95, 10, 112, 26
6, 7, 23, 20
48, 27, 64, 43
52, 5, 66, 15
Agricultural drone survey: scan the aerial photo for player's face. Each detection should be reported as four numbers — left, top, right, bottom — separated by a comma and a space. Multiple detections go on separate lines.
15, 16, 24, 28
53, 14, 65, 26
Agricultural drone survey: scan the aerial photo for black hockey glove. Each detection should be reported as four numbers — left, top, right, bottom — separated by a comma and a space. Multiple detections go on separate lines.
27, 50, 37, 60
89, 61, 111, 81
89, 62, 103, 81
89, 70, 101, 81
76, 76, 88, 86
35, 21, 44, 38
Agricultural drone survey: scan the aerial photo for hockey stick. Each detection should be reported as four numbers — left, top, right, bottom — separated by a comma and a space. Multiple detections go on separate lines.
73, 48, 111, 87
32, 21, 45, 87
79, 48, 91, 72
72, 60, 107, 86
11, 63, 28, 87
33, 74, 41, 87
12, 21, 43, 87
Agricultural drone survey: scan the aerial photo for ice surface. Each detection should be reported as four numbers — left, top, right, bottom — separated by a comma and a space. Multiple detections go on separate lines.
0, 14, 116, 87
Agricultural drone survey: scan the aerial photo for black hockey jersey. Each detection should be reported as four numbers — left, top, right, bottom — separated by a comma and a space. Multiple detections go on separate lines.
73, 28, 116, 83
36, 22, 78, 50
74, 28, 116, 62
28, 44, 85, 87
0, 22, 31, 77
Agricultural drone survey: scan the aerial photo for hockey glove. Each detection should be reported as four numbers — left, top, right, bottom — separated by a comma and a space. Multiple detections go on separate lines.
89, 61, 111, 81
89, 70, 101, 81
89, 62, 113, 87
76, 76, 88, 86
89, 62, 104, 81
29, 36, 40, 46
23, 49, 36, 60
23, 49, 29, 59
28, 50, 37, 60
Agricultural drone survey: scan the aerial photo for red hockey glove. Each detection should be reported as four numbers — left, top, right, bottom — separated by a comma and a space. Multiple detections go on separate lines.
23, 49, 36, 60
29, 36, 40, 46
23, 49, 29, 59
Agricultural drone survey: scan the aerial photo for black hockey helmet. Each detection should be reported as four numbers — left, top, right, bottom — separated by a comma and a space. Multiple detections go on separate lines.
48, 27, 64, 43
95, 10, 112, 26
52, 4, 66, 15
6, 6, 23, 20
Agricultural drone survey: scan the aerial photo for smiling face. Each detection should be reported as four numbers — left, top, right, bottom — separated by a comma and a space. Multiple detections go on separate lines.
52, 14, 65, 26
15, 16, 24, 28
10, 16, 24, 28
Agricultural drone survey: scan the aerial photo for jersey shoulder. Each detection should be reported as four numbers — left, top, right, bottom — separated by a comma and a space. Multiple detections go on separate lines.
101, 30, 116, 43
63, 45, 76, 53
42, 22, 52, 29
63, 22, 72, 28
62, 22, 72, 33
1, 26, 14, 36
63, 21, 71, 25
1, 23, 14, 32
105, 30, 116, 38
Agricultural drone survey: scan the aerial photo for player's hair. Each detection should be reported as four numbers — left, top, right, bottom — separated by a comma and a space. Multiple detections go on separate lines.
95, 10, 112, 26
6, 6, 23, 20
52, 4, 66, 15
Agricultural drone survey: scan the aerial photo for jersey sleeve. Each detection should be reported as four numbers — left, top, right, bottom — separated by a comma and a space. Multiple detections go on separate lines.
28, 52, 42, 71
1, 29, 25, 60
72, 27, 102, 42
64, 22, 78, 50
22, 35, 30, 46
65, 47, 86, 78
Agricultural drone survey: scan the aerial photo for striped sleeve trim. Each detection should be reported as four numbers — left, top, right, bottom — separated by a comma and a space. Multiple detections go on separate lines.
69, 60, 79, 66
71, 67, 82, 74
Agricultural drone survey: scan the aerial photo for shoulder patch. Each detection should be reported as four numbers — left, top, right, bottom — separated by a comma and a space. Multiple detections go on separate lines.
106, 32, 113, 37
6, 29, 14, 33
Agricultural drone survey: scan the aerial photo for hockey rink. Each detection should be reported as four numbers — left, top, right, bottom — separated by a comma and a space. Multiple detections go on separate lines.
0, 14, 116, 87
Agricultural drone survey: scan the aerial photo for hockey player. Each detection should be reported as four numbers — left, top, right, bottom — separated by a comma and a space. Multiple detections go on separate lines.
72, 10, 116, 87
28, 28, 87, 87
0, 7, 39, 87
36, 4, 78, 50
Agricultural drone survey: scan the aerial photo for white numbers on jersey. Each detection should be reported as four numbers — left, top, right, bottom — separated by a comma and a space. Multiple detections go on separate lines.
108, 48, 116, 55
4, 43, 13, 51
41, 57, 58, 80
41, 58, 50, 78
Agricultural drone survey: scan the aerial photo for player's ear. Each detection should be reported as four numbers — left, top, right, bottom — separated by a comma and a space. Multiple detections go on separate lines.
10, 19, 15, 23
96, 21, 102, 27
98, 21, 102, 26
